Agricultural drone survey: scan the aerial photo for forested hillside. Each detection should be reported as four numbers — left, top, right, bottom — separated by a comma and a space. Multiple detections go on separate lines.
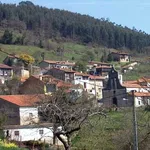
0, 1, 150, 53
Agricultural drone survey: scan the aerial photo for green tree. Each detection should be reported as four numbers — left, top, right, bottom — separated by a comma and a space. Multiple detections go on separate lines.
1, 30, 13, 44
73, 61, 87, 73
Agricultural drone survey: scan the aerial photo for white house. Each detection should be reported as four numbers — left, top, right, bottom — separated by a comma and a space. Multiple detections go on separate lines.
122, 77, 150, 93
74, 72, 105, 99
4, 124, 55, 144
39, 60, 75, 70
133, 92, 150, 107
0, 94, 59, 144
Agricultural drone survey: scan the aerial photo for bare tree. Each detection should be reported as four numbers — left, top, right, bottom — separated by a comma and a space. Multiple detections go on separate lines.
39, 88, 105, 150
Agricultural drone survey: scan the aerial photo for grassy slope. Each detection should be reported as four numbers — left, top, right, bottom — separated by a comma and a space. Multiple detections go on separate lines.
72, 109, 150, 150
0, 42, 148, 80
0, 42, 105, 63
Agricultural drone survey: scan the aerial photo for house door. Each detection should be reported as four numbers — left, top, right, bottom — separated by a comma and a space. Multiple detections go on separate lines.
113, 97, 117, 106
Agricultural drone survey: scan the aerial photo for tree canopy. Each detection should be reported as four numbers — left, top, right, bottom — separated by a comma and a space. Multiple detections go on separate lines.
0, 1, 150, 52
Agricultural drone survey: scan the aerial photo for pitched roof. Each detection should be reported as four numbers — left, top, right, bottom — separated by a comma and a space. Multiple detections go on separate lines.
43, 60, 75, 66
28, 75, 73, 88
88, 61, 111, 65
89, 75, 105, 80
54, 68, 76, 73
0, 94, 44, 107
75, 72, 90, 77
96, 65, 112, 69
111, 51, 129, 55
0, 64, 12, 69
132, 92, 150, 97
122, 83, 147, 88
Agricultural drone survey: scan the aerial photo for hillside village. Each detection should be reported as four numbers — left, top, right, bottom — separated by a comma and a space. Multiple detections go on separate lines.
0, 47, 149, 149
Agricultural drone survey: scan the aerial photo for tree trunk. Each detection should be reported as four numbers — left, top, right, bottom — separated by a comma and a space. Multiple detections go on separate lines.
56, 133, 71, 150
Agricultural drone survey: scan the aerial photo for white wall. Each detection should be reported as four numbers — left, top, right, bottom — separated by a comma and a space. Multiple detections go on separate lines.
74, 75, 103, 99
4, 127, 54, 144
134, 97, 145, 107
126, 87, 149, 93
19, 107, 39, 125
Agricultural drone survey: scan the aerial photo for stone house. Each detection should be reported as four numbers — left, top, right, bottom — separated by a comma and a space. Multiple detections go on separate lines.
39, 60, 75, 70
108, 52, 130, 63
44, 68, 76, 83
19, 75, 74, 94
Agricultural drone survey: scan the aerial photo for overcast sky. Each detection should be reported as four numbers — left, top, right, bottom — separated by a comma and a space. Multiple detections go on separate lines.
1, 0, 150, 34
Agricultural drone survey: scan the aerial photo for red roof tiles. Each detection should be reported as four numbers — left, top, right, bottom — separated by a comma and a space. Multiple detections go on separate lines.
132, 92, 150, 97
89, 75, 105, 80
0, 94, 44, 107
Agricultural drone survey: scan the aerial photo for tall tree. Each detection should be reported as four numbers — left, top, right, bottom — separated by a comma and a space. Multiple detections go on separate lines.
39, 89, 105, 150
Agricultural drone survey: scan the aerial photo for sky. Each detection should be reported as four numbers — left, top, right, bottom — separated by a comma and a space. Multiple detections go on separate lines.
1, 0, 150, 34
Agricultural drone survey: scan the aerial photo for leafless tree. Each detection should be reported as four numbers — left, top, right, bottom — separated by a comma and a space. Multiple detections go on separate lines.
39, 88, 105, 150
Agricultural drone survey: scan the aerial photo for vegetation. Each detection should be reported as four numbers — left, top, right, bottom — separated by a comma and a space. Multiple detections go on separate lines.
73, 109, 150, 150
123, 62, 150, 81
39, 89, 104, 150
0, 140, 26, 150
0, 1, 150, 53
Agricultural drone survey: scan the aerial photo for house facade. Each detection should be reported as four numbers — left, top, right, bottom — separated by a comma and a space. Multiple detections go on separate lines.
132, 92, 150, 107
74, 72, 104, 99
44, 68, 75, 83
4, 125, 54, 144
0, 64, 13, 83
108, 52, 130, 63
122, 77, 150, 93
39, 60, 75, 70
0, 95, 42, 125
0, 94, 58, 144
19, 75, 74, 94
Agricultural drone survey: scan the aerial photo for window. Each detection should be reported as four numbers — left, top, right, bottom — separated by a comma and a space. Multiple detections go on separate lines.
39, 129, 44, 135
14, 131, 19, 136
138, 101, 141, 105
29, 113, 33, 118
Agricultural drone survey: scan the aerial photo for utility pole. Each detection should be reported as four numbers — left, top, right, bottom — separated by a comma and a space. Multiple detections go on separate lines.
132, 90, 138, 150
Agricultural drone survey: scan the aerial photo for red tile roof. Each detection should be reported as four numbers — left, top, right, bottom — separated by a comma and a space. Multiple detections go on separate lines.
0, 64, 12, 69
0, 94, 44, 107
89, 75, 105, 80
75, 72, 90, 76
122, 83, 147, 88
132, 92, 150, 97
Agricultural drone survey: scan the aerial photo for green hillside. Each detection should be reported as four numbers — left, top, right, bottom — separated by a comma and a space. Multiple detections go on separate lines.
0, 42, 108, 63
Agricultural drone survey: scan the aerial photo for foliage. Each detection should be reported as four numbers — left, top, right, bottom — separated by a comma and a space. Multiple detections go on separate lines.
19, 53, 35, 65
2, 77, 21, 95
0, 140, 26, 150
0, 2, 150, 52
1, 30, 13, 44
123, 62, 150, 81
73, 109, 150, 150
73, 61, 87, 73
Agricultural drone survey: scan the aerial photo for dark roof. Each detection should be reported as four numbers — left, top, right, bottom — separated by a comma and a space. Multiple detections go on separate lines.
0, 64, 12, 69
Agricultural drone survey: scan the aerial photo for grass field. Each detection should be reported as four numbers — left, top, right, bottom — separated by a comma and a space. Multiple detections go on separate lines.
72, 108, 150, 150
0, 42, 108, 63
